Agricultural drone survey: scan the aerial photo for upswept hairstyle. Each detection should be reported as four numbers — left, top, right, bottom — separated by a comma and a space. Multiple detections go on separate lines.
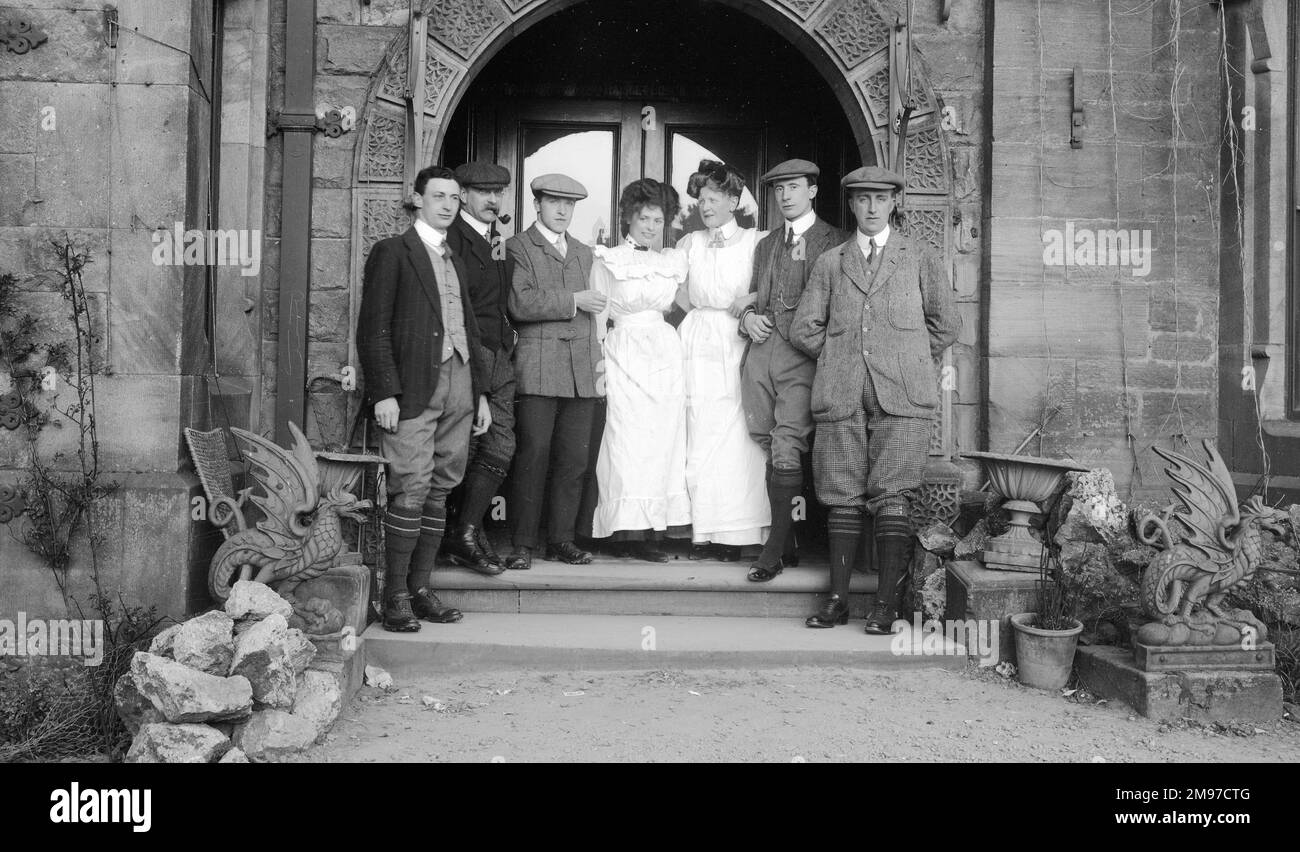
414, 165, 458, 195
687, 159, 746, 200
618, 178, 681, 231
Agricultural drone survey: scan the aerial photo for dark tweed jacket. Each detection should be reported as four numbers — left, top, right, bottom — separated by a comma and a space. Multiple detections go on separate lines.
790, 232, 959, 421
745, 217, 850, 341
357, 226, 488, 421
506, 224, 602, 398
446, 214, 515, 354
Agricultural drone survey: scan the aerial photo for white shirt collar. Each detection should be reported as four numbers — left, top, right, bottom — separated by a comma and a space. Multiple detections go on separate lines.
709, 218, 739, 242
784, 209, 817, 238
414, 217, 447, 253
460, 209, 491, 239
855, 224, 890, 255
534, 220, 565, 245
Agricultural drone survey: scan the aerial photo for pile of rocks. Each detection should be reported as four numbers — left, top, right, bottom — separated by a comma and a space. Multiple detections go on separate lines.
115, 581, 343, 763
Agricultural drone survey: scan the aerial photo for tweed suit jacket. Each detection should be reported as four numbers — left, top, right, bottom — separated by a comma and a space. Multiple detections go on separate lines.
446, 214, 515, 354
746, 217, 850, 341
506, 223, 602, 398
790, 232, 959, 421
356, 226, 488, 421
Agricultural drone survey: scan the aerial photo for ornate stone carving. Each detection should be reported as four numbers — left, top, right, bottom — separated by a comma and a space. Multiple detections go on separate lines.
1, 17, 48, 54
425, 0, 507, 61
816, 0, 889, 70
776, 0, 825, 19
360, 112, 405, 182
904, 126, 946, 193
378, 40, 408, 104
1133, 440, 1290, 650
861, 66, 890, 127
193, 422, 371, 635
928, 409, 944, 454
899, 207, 945, 254
361, 196, 410, 260
914, 478, 960, 529
0, 484, 26, 524
424, 48, 457, 114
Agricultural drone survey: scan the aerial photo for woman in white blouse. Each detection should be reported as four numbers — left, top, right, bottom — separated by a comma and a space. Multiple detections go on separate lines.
589, 179, 691, 561
675, 160, 770, 560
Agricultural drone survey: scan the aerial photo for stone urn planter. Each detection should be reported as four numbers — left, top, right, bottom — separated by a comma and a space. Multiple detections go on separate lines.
961, 451, 1089, 572
1009, 612, 1083, 690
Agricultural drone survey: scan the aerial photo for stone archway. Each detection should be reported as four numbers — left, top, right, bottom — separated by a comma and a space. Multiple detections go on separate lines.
346, 0, 956, 454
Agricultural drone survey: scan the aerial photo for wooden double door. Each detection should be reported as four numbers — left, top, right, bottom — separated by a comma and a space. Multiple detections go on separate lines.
467, 98, 854, 249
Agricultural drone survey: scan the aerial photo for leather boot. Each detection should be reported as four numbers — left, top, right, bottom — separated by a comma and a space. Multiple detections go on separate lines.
864, 506, 912, 635
444, 523, 505, 575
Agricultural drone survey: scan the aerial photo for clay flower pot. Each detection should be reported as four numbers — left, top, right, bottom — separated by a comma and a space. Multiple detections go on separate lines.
1010, 612, 1083, 690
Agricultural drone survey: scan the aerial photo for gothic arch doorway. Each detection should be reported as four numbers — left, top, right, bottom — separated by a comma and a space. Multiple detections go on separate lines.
348, 0, 955, 451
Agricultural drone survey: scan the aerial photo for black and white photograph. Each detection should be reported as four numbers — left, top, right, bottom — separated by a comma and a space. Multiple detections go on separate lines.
0, 0, 1298, 801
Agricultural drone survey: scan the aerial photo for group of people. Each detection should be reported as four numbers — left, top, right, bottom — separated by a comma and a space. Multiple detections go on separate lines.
356, 155, 959, 637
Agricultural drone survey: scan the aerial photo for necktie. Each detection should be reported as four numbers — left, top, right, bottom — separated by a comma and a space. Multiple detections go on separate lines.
785, 227, 795, 248
867, 240, 877, 266
708, 229, 726, 248
633, 244, 649, 252
555, 234, 567, 257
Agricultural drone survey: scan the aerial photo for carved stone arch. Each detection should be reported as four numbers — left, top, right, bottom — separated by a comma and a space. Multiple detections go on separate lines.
347, 0, 956, 453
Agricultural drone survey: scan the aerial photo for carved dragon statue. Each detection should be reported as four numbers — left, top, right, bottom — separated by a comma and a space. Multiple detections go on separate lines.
1134, 440, 1290, 646
208, 423, 371, 634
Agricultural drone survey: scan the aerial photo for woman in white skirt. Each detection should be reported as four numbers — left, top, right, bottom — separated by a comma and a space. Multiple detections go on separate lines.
589, 179, 691, 561
675, 160, 769, 560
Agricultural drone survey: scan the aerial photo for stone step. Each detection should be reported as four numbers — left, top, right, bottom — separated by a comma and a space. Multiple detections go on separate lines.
362, 613, 972, 676
428, 556, 878, 617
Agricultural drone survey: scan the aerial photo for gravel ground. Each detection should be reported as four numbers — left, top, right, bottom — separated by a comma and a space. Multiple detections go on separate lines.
298, 665, 1300, 763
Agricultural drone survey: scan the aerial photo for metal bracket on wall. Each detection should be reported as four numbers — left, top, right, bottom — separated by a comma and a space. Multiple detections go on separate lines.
0, 16, 48, 54
1070, 66, 1084, 149
265, 108, 352, 139
104, 6, 118, 48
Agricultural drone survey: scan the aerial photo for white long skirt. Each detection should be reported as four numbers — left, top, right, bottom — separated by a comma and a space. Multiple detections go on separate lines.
591, 312, 691, 538
678, 306, 769, 546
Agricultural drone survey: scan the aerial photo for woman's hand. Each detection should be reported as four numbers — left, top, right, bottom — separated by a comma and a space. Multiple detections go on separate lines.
728, 291, 757, 318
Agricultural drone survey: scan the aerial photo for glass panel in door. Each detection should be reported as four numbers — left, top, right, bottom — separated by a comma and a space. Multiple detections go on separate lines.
519, 124, 618, 248
666, 127, 764, 243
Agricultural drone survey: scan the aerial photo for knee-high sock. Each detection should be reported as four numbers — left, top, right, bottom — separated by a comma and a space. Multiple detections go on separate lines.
757, 464, 804, 567
409, 500, 447, 592
826, 507, 864, 600
383, 505, 421, 600
459, 459, 508, 530
873, 509, 913, 614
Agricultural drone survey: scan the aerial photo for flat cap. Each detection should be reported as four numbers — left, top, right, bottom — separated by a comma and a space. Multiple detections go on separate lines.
454, 162, 511, 188
530, 173, 588, 200
762, 159, 820, 183
841, 166, 905, 192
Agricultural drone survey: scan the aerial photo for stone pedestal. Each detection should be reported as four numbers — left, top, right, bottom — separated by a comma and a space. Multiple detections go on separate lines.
945, 559, 1042, 664
292, 553, 370, 638
1075, 646, 1284, 723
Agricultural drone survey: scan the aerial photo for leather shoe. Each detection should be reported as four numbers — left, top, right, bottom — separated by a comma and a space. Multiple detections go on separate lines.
545, 540, 594, 564
505, 545, 532, 571
410, 587, 462, 623
805, 594, 850, 628
381, 591, 421, 633
617, 541, 669, 563
444, 523, 505, 575
475, 525, 502, 566
863, 600, 897, 635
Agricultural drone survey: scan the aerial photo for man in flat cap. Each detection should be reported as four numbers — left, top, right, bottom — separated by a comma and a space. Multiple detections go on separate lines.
503, 173, 608, 570
357, 165, 493, 632
791, 165, 959, 633
739, 159, 848, 583
441, 162, 517, 575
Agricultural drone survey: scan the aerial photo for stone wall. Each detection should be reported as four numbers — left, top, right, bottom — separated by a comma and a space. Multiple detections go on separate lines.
988, 0, 1223, 498
0, 1, 214, 618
